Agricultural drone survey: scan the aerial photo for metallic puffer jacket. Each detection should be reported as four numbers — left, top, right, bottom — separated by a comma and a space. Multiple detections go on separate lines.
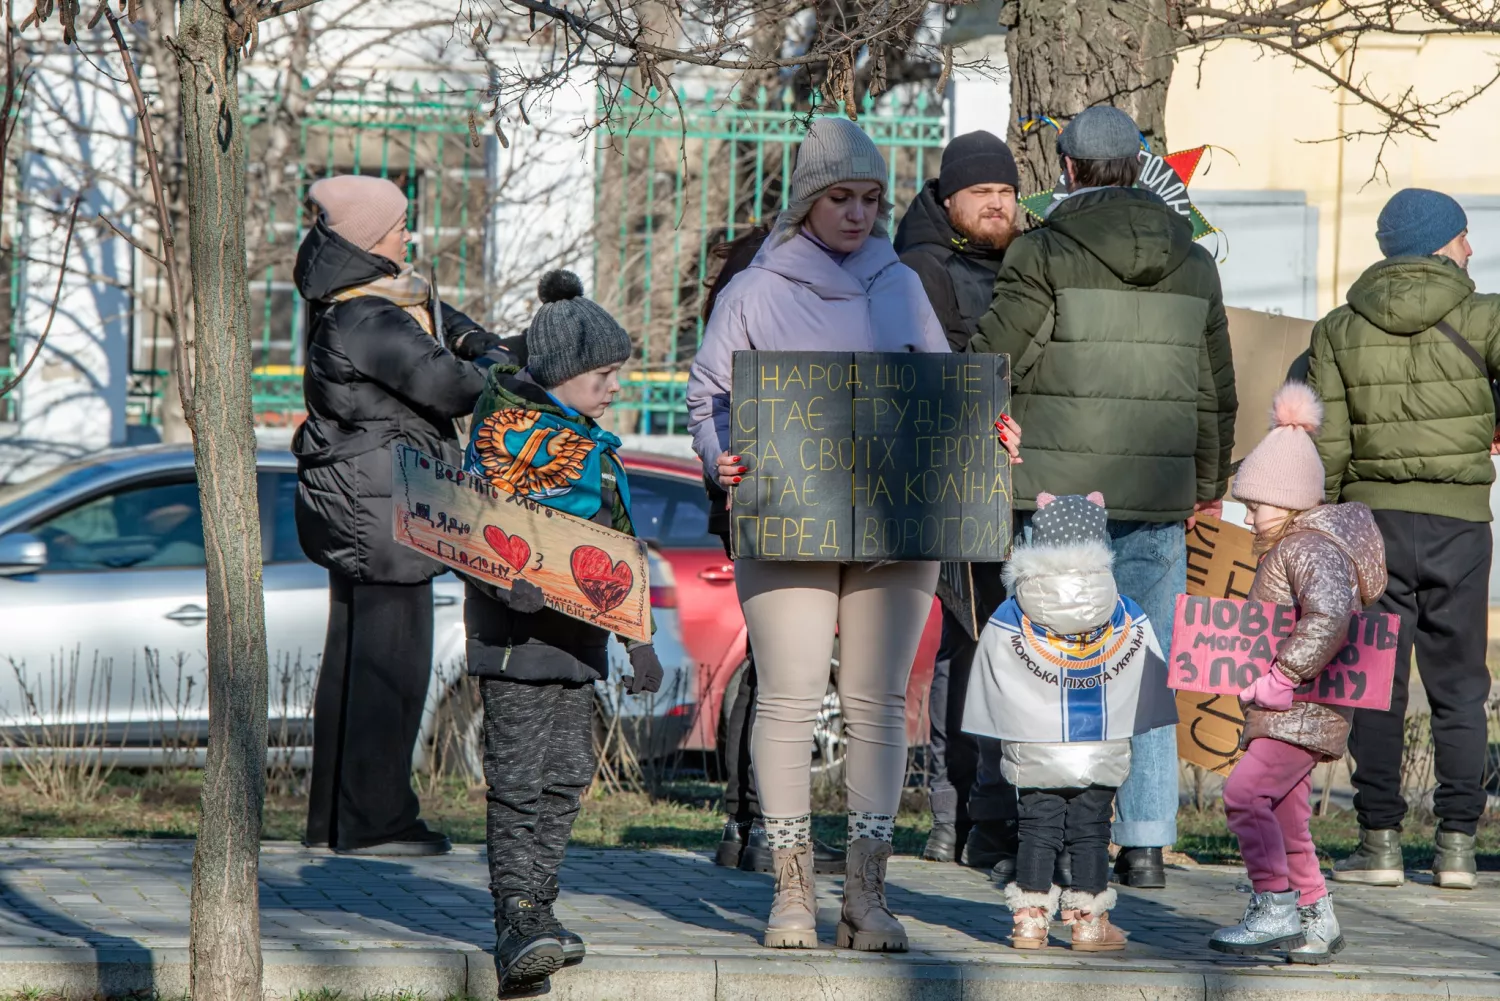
1240, 503, 1388, 760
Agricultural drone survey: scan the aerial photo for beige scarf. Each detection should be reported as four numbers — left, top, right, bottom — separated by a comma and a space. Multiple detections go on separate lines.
330, 267, 436, 336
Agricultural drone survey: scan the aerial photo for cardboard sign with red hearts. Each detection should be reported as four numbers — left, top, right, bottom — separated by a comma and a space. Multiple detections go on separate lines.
391, 444, 651, 642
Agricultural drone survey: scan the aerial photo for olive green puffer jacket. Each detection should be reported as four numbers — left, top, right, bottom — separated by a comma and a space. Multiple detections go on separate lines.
1309, 255, 1500, 523
970, 187, 1237, 521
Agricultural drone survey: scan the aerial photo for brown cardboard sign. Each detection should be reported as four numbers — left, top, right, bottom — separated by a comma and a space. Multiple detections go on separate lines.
1176, 515, 1257, 773
391, 444, 652, 643
1224, 307, 1316, 464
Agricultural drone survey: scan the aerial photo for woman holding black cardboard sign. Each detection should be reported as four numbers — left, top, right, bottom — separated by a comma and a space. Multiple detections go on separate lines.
686, 118, 1020, 953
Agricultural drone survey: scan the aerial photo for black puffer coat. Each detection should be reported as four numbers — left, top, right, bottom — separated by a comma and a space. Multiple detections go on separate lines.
292, 219, 508, 584
893, 180, 1006, 352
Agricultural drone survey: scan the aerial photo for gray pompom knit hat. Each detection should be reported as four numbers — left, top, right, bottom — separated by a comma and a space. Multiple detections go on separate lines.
773, 117, 890, 242
524, 270, 632, 390
1030, 491, 1110, 548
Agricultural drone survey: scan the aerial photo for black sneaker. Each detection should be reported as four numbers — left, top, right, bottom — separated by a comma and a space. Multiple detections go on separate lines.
737, 821, 846, 874
537, 899, 585, 965
961, 821, 1016, 869
495, 895, 564, 994
715, 820, 749, 868
923, 822, 958, 863
333, 822, 452, 857
1114, 847, 1167, 889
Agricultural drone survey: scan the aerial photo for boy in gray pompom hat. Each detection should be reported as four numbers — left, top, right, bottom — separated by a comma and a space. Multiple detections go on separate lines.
524, 269, 634, 394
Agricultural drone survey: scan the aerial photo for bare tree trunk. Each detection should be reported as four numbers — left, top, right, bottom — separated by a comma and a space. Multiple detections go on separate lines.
1003, 0, 1175, 192
175, 1, 268, 999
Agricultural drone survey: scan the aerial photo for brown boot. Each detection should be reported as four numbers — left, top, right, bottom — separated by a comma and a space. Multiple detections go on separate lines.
836, 838, 908, 952
1004, 883, 1060, 950
1061, 888, 1127, 952
764, 844, 818, 948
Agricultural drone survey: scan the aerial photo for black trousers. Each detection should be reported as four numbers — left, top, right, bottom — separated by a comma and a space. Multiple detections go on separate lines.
483, 677, 596, 903
1349, 510, 1493, 837
306, 573, 434, 850
1016, 786, 1115, 894
722, 649, 760, 824
929, 607, 982, 830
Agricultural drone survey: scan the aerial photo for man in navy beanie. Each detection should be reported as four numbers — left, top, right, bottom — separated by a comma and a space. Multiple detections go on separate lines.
1307, 186, 1498, 893
893, 130, 1022, 868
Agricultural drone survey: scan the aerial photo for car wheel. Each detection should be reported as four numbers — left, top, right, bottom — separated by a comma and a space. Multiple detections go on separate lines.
430, 677, 486, 785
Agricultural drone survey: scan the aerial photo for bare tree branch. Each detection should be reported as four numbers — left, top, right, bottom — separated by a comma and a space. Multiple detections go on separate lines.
104, 6, 193, 422
0, 194, 82, 397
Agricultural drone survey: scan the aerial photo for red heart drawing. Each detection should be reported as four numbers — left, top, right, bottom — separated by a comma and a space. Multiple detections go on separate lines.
483, 525, 532, 572
570, 545, 634, 614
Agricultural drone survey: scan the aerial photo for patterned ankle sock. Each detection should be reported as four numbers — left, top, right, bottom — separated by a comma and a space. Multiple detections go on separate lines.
848, 811, 895, 844
763, 814, 811, 851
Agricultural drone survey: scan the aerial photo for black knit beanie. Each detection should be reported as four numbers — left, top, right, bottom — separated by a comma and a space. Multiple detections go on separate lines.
938, 131, 1020, 202
524, 271, 632, 389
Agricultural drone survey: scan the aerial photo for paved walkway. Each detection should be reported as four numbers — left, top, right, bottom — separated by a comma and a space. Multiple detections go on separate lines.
0, 840, 1494, 999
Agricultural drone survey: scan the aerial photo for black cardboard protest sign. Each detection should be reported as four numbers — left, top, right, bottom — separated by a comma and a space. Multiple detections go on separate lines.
729, 351, 1011, 561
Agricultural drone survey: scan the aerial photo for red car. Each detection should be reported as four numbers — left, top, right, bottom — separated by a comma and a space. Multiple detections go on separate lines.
619, 451, 942, 761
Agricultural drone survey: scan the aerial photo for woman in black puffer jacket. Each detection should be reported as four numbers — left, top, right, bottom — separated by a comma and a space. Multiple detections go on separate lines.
293, 174, 512, 856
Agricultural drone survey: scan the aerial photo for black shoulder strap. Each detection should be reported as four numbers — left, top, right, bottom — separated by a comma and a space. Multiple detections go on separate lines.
1434, 318, 1489, 378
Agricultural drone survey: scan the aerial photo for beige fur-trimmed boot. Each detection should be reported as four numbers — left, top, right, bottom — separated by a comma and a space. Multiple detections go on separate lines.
836, 838, 908, 952
764, 844, 818, 949
1004, 883, 1060, 950
1061, 888, 1127, 952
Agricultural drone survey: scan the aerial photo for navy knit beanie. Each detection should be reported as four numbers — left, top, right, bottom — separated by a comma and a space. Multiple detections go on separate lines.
938, 131, 1019, 201
1376, 188, 1468, 259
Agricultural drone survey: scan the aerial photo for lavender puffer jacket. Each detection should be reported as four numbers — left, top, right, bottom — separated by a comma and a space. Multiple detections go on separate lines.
686, 230, 949, 478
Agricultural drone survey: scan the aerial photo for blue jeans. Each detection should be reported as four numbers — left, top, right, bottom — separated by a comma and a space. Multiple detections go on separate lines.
1108, 519, 1185, 848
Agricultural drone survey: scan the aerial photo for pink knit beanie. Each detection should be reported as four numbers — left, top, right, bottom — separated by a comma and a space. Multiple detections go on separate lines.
1232, 381, 1327, 511
307, 175, 408, 252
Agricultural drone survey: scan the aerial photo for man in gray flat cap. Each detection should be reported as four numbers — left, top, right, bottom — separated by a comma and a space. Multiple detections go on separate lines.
968, 106, 1238, 890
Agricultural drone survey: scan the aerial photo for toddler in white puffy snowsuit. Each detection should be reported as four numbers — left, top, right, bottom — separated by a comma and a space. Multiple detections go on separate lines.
963, 492, 1177, 951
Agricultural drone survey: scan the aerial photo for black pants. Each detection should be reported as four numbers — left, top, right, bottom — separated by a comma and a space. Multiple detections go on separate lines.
483, 677, 595, 903
722, 650, 760, 824
1016, 786, 1115, 894
1349, 510, 1493, 837
929, 607, 982, 831
306, 573, 434, 850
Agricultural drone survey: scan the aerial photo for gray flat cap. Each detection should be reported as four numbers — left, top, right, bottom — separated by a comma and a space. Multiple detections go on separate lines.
1057, 107, 1141, 160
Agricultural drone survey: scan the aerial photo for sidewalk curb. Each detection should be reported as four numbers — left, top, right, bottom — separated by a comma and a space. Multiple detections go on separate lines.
1, 946, 1494, 1000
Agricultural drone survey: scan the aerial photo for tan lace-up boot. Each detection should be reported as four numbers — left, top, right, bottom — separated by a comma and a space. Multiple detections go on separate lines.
836, 838, 908, 952
764, 844, 818, 948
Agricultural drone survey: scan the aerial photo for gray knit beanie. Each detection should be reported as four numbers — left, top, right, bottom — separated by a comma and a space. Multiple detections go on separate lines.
524, 271, 632, 389
772, 117, 890, 242
1030, 491, 1110, 548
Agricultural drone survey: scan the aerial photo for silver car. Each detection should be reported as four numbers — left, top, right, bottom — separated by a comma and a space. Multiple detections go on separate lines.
0, 445, 693, 775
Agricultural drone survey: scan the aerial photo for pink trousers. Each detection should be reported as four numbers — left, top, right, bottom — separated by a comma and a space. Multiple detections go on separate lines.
1222, 737, 1327, 904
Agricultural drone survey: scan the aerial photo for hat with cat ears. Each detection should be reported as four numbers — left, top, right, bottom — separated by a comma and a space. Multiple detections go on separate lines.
1031, 491, 1109, 548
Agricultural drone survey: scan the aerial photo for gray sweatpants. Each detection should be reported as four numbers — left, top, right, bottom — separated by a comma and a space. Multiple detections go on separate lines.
735, 559, 939, 820
482, 678, 595, 904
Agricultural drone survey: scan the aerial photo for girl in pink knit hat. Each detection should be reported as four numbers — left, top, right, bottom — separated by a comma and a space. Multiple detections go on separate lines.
1208, 382, 1387, 963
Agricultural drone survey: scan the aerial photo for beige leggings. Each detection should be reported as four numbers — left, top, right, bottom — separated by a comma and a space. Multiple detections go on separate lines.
736, 559, 940, 820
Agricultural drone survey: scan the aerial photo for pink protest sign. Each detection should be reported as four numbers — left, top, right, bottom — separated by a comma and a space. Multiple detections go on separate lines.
1167, 595, 1398, 711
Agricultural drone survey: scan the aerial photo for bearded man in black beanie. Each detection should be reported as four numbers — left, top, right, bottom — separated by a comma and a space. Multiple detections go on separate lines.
894, 130, 1022, 869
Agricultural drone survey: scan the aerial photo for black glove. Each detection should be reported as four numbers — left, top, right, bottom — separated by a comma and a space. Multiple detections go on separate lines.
450, 326, 502, 362
506, 578, 547, 614
625, 644, 664, 695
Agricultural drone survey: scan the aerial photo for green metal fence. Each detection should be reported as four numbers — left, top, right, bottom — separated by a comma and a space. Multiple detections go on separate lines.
122, 80, 946, 433
595, 86, 946, 434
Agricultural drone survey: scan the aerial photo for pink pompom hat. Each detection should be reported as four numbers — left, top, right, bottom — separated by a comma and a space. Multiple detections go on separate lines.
1232, 381, 1327, 511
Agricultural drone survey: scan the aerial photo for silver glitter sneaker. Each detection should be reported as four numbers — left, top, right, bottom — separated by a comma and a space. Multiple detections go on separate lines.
1286, 895, 1345, 965
1209, 890, 1305, 955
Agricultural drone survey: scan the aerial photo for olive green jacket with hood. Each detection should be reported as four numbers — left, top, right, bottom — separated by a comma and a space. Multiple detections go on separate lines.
969, 187, 1237, 521
1309, 255, 1500, 523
